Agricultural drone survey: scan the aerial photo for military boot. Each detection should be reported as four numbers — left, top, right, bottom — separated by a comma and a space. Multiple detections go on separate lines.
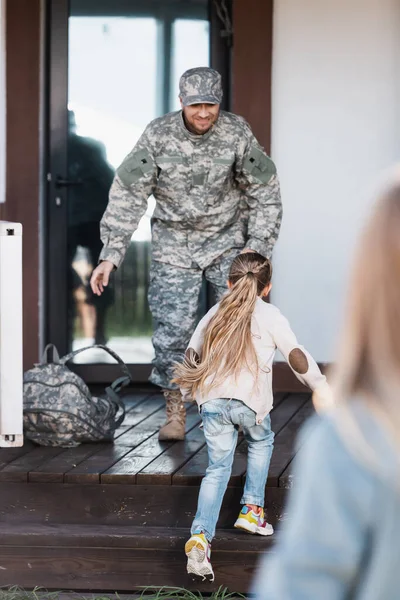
159, 389, 186, 441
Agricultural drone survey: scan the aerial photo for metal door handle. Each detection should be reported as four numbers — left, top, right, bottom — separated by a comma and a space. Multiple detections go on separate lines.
55, 176, 83, 188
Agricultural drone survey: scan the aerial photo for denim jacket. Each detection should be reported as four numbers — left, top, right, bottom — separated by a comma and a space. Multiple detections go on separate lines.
253, 403, 400, 600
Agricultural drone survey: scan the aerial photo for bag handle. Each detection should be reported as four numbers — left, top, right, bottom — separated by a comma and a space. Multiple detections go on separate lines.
60, 344, 131, 429
41, 344, 60, 364
60, 344, 132, 382
105, 376, 130, 427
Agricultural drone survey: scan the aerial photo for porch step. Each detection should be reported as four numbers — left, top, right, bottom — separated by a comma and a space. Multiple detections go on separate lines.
0, 523, 274, 592
0, 482, 287, 529
0, 390, 310, 593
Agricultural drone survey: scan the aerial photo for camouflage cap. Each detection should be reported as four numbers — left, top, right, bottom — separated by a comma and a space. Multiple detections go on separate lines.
179, 67, 223, 106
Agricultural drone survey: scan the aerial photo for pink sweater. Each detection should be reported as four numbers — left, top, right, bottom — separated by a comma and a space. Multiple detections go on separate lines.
182, 297, 329, 422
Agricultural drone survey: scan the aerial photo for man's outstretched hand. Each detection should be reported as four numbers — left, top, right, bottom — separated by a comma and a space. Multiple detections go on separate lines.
90, 260, 114, 296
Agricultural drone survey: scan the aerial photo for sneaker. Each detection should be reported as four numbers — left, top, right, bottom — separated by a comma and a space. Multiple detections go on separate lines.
234, 505, 274, 536
185, 530, 214, 582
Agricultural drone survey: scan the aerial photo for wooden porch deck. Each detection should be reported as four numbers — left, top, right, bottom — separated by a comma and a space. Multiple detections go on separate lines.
0, 389, 314, 594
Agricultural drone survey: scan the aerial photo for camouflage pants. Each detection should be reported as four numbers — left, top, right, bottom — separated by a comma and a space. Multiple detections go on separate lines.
148, 249, 239, 390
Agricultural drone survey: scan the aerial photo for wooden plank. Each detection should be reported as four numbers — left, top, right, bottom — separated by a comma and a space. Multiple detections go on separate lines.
278, 458, 295, 490
0, 483, 202, 527
172, 444, 208, 486
272, 392, 287, 409
114, 410, 165, 445
100, 436, 172, 485
101, 406, 201, 485
118, 391, 152, 412
64, 444, 135, 485
0, 447, 65, 482
114, 392, 158, 436
0, 522, 274, 551
271, 393, 310, 435
0, 442, 35, 470
267, 398, 314, 486
136, 427, 206, 485
29, 444, 105, 484
65, 398, 188, 484
0, 540, 272, 593
114, 394, 166, 445
0, 481, 286, 528
278, 406, 319, 488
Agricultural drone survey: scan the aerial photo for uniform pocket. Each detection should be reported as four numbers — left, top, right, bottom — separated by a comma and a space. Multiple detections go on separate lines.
206, 156, 235, 203
155, 156, 188, 187
209, 158, 233, 181
209, 157, 234, 178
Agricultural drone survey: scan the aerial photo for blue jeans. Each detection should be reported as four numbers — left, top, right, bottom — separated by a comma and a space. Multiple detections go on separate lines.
191, 398, 275, 542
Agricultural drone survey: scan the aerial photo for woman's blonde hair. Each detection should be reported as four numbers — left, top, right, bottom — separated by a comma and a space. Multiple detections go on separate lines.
173, 252, 272, 398
332, 170, 400, 457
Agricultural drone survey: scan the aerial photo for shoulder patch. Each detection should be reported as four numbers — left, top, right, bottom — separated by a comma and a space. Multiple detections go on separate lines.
116, 148, 154, 187
243, 145, 276, 184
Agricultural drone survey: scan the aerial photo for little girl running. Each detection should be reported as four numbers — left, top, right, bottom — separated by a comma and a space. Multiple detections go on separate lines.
173, 252, 331, 582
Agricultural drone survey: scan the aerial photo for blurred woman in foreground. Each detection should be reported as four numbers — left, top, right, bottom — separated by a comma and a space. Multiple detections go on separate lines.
253, 171, 400, 599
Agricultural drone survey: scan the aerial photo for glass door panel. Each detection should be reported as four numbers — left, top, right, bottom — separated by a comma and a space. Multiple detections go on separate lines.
66, 2, 210, 365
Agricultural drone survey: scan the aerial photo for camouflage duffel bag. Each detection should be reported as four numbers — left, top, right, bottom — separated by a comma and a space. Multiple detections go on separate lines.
23, 344, 131, 447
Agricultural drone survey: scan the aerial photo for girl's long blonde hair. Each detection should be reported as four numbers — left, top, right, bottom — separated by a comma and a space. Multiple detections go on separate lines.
332, 170, 400, 458
173, 252, 272, 398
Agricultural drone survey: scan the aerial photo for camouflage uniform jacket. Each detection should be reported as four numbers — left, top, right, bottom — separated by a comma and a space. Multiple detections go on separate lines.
99, 110, 282, 270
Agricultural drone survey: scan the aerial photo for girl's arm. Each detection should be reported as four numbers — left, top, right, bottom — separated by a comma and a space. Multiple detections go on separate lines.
271, 309, 332, 411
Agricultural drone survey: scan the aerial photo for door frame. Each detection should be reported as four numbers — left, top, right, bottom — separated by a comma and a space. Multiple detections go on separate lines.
44, 0, 232, 383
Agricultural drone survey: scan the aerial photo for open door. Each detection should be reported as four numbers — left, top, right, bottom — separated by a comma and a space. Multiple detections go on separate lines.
45, 0, 231, 383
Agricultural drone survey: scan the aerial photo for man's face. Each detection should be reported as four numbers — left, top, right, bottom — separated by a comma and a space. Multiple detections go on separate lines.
180, 101, 220, 135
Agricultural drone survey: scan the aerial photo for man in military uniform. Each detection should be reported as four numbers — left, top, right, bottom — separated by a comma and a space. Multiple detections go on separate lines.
91, 67, 282, 441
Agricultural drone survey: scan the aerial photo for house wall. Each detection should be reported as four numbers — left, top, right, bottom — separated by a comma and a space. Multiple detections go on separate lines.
271, 0, 400, 363
1, 0, 41, 369
8, 0, 397, 384
232, 0, 273, 153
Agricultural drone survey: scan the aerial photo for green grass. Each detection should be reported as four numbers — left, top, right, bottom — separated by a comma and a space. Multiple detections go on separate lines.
0, 589, 59, 600
137, 587, 246, 599
0, 587, 247, 600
